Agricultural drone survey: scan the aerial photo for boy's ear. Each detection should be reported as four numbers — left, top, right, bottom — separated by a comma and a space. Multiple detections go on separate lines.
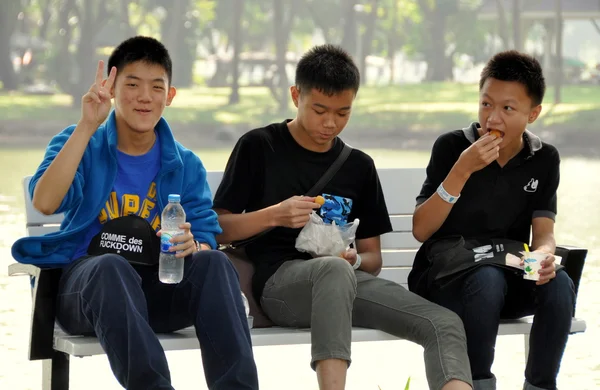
528, 104, 542, 123
290, 85, 300, 108
166, 86, 177, 106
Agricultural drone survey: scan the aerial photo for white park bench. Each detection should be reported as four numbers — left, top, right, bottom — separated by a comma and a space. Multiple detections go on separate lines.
9, 168, 588, 390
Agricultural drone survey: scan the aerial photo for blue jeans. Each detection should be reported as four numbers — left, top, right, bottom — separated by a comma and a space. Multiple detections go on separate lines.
56, 251, 258, 390
430, 265, 575, 390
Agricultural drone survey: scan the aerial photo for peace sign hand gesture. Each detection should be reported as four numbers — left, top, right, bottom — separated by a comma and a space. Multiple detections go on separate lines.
80, 60, 117, 130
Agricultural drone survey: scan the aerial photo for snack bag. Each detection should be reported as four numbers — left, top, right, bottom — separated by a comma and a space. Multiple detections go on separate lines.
295, 211, 360, 258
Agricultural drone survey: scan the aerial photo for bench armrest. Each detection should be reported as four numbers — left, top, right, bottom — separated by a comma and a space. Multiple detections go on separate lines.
8, 263, 63, 360
555, 245, 587, 298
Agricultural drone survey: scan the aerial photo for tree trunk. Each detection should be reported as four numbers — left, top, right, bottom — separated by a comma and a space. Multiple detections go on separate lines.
340, 2, 358, 58
161, 0, 195, 86
494, 0, 510, 50
304, 2, 335, 42
554, 0, 563, 103
512, 0, 522, 50
229, 0, 244, 104
426, 7, 449, 81
0, 0, 21, 90
359, 0, 380, 85
54, 0, 77, 96
38, 0, 53, 41
72, 0, 101, 106
273, 0, 293, 112
388, 0, 399, 85
120, 0, 136, 39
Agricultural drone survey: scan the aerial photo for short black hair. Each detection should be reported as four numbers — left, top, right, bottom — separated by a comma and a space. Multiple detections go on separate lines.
295, 44, 360, 96
480, 50, 546, 106
108, 36, 172, 85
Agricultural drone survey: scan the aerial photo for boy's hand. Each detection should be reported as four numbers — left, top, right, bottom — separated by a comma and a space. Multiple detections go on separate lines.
340, 248, 358, 266
157, 222, 196, 258
455, 133, 503, 177
273, 196, 321, 228
519, 251, 557, 285
536, 252, 557, 286
80, 60, 117, 130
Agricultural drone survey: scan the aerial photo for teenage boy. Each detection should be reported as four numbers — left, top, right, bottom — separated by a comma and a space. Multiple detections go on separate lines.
409, 50, 575, 390
12, 36, 258, 390
213, 44, 473, 390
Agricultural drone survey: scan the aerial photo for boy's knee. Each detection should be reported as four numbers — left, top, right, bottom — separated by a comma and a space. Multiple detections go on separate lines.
313, 257, 357, 287
539, 270, 575, 311
190, 250, 239, 278
464, 266, 507, 303
89, 254, 133, 274
433, 304, 465, 331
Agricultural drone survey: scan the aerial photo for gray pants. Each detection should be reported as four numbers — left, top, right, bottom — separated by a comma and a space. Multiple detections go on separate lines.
261, 257, 473, 390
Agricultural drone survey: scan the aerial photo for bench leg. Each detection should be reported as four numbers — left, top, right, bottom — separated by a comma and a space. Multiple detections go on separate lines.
42, 351, 70, 390
524, 334, 530, 361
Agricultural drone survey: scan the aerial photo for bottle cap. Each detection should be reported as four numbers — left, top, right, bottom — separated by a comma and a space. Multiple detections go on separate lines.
168, 194, 181, 202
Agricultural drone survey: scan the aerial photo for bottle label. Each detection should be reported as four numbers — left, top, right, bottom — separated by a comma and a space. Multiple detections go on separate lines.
161, 231, 183, 253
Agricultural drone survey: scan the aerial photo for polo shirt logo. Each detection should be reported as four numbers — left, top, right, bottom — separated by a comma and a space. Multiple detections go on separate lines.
524, 178, 539, 193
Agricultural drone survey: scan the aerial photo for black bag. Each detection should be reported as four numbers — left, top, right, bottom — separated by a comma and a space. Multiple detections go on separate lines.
87, 215, 161, 266
424, 236, 564, 290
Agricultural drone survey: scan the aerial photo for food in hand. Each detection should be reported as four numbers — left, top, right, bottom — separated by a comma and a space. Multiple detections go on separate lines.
488, 129, 503, 138
315, 195, 325, 206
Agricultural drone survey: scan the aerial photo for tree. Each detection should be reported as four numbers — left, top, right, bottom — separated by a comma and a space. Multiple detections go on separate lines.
358, 0, 380, 85
373, 0, 422, 84
229, 0, 244, 104
416, 0, 458, 81
272, 0, 295, 112
156, 0, 216, 87
512, 0, 522, 51
416, 0, 484, 81
0, 0, 22, 90
554, 0, 563, 103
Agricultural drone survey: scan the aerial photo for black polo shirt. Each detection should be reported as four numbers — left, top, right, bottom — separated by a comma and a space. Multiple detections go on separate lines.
416, 122, 559, 243
408, 122, 560, 296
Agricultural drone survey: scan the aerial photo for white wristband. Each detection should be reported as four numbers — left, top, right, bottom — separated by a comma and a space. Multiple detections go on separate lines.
353, 254, 362, 270
437, 183, 460, 204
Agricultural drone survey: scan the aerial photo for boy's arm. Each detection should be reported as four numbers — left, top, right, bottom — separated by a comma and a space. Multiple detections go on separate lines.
528, 147, 560, 285
215, 196, 319, 244
340, 236, 383, 275
531, 217, 556, 254
213, 133, 318, 244
32, 123, 94, 215
413, 133, 502, 242
32, 61, 117, 215
214, 208, 276, 244
531, 217, 557, 285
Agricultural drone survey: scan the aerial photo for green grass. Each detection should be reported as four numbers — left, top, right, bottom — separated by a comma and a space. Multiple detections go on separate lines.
1, 83, 598, 133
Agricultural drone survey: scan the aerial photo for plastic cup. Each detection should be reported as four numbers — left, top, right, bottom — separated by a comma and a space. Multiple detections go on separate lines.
522, 252, 547, 281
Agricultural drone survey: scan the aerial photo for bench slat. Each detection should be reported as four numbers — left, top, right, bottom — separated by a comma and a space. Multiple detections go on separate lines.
382, 251, 416, 267
381, 232, 421, 250
390, 216, 412, 232
53, 318, 587, 358
378, 267, 411, 285
28, 225, 60, 236
378, 168, 425, 215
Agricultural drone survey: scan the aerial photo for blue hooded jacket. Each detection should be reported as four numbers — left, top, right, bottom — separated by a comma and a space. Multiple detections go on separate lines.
11, 111, 222, 266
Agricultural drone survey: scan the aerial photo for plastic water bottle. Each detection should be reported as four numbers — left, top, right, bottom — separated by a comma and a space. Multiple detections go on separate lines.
159, 194, 186, 284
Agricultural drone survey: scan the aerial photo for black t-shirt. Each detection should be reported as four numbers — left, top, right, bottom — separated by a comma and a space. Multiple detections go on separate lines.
213, 120, 393, 300
408, 122, 560, 295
